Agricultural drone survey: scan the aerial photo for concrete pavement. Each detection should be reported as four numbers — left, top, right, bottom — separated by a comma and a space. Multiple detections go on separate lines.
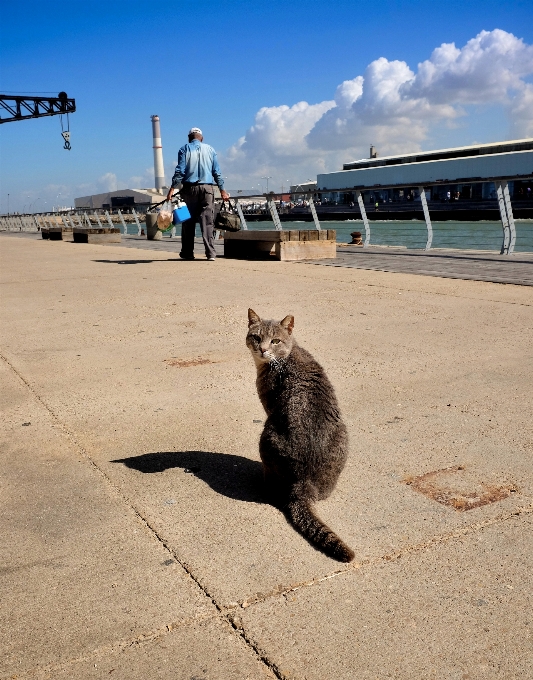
1, 233, 532, 679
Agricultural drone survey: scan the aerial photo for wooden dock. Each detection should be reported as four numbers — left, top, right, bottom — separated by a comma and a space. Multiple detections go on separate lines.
299, 246, 533, 286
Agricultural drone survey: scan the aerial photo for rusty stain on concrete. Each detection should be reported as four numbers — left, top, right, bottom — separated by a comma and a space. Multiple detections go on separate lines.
404, 466, 518, 511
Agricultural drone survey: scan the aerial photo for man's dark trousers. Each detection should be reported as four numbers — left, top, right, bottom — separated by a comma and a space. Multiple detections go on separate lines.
180, 184, 216, 259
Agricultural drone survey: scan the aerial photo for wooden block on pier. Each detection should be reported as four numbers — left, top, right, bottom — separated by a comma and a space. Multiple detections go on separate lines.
49, 227, 74, 241
41, 228, 50, 239
73, 228, 121, 244
223, 229, 336, 261
275, 240, 336, 261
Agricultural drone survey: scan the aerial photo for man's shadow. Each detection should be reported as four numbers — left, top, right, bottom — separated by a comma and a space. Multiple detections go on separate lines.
111, 450, 265, 504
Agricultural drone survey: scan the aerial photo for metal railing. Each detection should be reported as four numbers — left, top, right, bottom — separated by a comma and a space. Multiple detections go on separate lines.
0, 208, 146, 236
2, 188, 531, 253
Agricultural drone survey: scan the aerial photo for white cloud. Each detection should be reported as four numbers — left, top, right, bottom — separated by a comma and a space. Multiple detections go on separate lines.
509, 84, 533, 138
225, 100, 335, 183
404, 29, 533, 104
222, 29, 533, 188
97, 172, 118, 192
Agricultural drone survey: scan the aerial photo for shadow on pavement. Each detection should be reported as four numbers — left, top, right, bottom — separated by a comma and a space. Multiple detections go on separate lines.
112, 450, 265, 504
92, 259, 183, 264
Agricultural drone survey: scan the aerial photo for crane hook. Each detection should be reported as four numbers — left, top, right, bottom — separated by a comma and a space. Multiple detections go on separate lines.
60, 110, 71, 150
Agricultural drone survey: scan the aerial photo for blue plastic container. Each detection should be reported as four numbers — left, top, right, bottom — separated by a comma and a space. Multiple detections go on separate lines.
172, 204, 191, 224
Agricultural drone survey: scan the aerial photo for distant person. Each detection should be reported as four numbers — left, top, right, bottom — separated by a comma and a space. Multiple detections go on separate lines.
167, 127, 229, 261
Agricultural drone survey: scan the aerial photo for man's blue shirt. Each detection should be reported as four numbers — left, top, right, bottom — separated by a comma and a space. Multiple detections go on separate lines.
171, 139, 224, 189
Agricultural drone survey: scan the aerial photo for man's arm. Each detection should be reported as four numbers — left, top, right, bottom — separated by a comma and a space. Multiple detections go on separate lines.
212, 151, 229, 201
166, 147, 187, 202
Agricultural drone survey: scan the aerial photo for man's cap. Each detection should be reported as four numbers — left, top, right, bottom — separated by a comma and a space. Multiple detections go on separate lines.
188, 127, 202, 136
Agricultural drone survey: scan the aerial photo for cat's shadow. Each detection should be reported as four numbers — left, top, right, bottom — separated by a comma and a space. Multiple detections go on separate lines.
111, 450, 266, 504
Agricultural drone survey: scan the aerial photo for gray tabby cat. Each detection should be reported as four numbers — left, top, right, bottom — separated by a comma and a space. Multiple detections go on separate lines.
246, 308, 354, 562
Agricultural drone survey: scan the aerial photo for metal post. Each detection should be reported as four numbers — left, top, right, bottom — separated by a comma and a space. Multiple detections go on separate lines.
132, 208, 142, 236
356, 191, 371, 247
419, 187, 433, 250
61, 215, 70, 229
76, 214, 84, 228
104, 210, 114, 228
502, 181, 516, 254
496, 182, 511, 254
93, 211, 103, 227
267, 198, 283, 231
33, 216, 40, 230
117, 209, 127, 234
234, 198, 248, 230
308, 196, 321, 230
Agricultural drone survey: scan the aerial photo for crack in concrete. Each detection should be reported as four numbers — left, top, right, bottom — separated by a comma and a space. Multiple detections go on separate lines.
3, 348, 531, 680
14, 611, 218, 680
1, 351, 282, 680
232, 501, 533, 612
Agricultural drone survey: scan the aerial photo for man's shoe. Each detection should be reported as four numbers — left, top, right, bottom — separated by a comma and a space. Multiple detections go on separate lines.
207, 256, 216, 261
179, 253, 195, 260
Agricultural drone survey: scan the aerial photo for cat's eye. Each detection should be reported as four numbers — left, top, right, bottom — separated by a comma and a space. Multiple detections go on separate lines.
271, 339, 281, 344
251, 334, 261, 343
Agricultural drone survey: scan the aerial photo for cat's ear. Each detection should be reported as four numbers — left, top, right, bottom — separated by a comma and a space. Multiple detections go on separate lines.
248, 308, 261, 326
280, 315, 294, 335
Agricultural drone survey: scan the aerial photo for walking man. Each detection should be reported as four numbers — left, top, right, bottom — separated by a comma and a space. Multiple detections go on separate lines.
167, 128, 229, 260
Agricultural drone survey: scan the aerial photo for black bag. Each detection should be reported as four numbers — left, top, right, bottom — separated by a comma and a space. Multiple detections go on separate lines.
215, 199, 241, 232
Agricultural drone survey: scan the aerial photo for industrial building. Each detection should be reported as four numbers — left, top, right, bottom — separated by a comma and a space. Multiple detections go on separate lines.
74, 188, 165, 210
317, 138, 533, 204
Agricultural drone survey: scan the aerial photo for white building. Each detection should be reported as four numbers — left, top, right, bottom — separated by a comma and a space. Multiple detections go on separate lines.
317, 139, 533, 203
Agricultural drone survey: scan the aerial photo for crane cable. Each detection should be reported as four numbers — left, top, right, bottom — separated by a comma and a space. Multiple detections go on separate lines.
60, 112, 71, 150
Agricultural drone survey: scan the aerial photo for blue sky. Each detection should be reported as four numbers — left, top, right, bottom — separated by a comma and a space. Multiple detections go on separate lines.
1, 0, 532, 212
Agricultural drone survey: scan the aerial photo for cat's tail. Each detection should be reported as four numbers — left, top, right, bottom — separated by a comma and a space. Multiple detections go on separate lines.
286, 498, 355, 563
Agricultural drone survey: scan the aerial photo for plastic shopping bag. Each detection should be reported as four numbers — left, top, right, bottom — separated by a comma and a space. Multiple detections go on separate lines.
156, 201, 173, 231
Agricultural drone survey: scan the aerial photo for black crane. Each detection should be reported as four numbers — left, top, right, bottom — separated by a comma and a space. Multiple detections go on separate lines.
0, 92, 75, 149
0, 92, 75, 123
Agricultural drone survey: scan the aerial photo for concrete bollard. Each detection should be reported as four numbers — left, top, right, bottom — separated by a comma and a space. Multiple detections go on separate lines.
146, 213, 162, 240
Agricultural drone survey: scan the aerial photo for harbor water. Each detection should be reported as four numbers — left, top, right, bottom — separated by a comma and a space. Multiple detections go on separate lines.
129, 219, 533, 253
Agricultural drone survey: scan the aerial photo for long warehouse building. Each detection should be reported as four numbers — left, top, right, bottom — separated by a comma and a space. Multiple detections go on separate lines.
317, 139, 533, 203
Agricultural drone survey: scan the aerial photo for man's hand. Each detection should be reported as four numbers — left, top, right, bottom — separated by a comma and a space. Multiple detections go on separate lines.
166, 188, 174, 202
220, 190, 230, 201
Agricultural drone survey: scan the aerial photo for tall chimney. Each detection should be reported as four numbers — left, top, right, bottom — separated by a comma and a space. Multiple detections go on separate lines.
369, 145, 377, 159
151, 115, 165, 192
